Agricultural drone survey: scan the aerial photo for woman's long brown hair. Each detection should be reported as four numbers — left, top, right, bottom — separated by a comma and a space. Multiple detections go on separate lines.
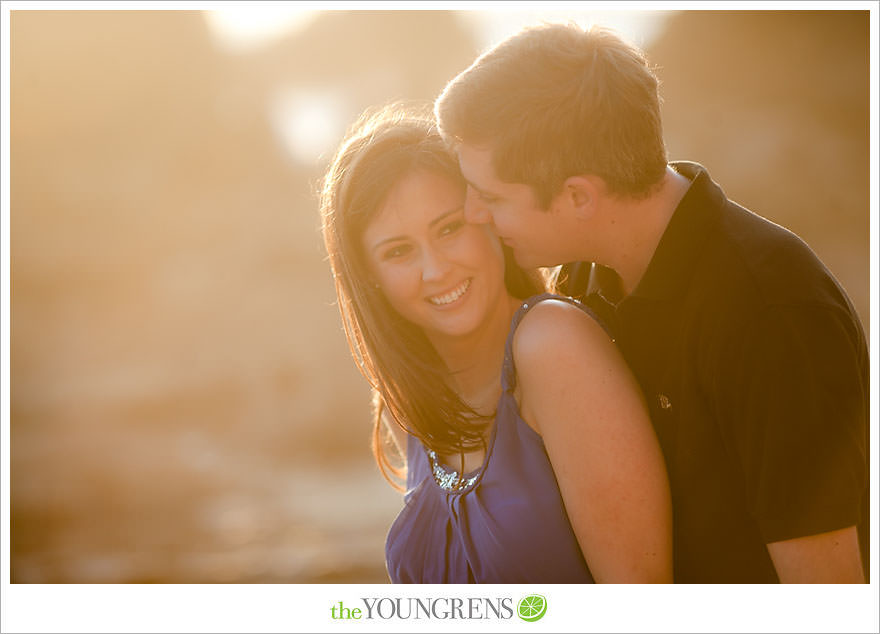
320, 105, 543, 489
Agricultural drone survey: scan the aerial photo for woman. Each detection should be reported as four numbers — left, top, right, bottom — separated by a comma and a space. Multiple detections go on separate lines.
320, 106, 672, 583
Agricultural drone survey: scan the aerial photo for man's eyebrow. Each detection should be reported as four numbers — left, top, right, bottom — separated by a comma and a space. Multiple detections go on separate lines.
370, 207, 463, 252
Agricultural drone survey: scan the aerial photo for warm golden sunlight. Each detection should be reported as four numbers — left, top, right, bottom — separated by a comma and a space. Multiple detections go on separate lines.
204, 9, 318, 52
9, 9, 870, 589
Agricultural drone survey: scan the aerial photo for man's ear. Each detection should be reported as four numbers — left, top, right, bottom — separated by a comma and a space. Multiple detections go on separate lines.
560, 175, 602, 219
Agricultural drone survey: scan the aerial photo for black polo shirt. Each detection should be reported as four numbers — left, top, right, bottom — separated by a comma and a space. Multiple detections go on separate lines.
559, 162, 869, 583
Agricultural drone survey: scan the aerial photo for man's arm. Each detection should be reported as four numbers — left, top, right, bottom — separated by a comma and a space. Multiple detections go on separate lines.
721, 303, 868, 583
767, 526, 864, 583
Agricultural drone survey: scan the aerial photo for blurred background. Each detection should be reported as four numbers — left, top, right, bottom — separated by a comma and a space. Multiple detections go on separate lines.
8, 9, 870, 583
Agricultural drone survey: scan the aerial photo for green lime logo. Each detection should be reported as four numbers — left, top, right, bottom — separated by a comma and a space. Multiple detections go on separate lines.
517, 595, 547, 622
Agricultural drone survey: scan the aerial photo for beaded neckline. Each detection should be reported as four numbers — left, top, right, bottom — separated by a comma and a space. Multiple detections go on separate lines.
426, 449, 481, 492
420, 299, 544, 494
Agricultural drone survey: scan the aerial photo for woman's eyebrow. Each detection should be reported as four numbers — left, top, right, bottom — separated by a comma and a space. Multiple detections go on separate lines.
428, 206, 465, 228
371, 207, 464, 252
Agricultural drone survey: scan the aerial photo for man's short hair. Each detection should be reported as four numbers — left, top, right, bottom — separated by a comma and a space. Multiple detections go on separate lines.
436, 23, 668, 206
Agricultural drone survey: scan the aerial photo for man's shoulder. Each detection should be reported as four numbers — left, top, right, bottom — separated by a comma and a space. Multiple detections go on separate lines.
698, 186, 847, 315
673, 162, 826, 286
662, 164, 864, 358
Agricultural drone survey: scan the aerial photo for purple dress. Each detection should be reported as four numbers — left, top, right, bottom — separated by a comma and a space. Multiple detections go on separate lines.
385, 294, 601, 583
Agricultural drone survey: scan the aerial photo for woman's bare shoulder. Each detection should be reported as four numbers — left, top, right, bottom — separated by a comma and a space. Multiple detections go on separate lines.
512, 298, 615, 366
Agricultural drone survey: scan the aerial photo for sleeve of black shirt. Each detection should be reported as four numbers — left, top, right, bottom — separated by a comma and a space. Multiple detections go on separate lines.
718, 302, 868, 545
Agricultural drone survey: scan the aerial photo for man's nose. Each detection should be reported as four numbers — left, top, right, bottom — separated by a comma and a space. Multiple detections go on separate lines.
464, 187, 491, 224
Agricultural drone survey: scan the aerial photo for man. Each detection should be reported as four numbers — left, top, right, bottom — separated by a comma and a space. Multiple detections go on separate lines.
435, 23, 868, 583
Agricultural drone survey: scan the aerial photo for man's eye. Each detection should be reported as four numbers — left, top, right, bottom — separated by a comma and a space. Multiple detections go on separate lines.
479, 192, 499, 204
439, 219, 464, 236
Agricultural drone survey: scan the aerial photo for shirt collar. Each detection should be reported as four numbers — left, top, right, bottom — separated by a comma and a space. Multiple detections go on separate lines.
625, 161, 725, 302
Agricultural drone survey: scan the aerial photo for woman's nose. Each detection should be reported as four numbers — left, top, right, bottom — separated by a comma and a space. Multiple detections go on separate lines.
420, 247, 452, 282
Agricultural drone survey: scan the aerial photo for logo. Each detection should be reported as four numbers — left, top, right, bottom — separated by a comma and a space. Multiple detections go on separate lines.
517, 595, 547, 622
329, 598, 514, 621
328, 594, 547, 622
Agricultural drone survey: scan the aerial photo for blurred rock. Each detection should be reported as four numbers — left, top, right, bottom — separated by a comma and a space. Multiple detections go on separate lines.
11, 10, 477, 583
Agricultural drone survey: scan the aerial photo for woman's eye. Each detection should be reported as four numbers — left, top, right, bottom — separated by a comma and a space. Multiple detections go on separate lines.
382, 245, 410, 260
478, 192, 499, 204
439, 219, 465, 236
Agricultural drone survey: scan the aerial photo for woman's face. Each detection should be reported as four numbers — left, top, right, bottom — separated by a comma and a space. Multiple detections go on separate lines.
361, 169, 508, 344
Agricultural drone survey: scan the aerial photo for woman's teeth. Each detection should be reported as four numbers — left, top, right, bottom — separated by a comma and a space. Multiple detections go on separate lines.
428, 279, 471, 305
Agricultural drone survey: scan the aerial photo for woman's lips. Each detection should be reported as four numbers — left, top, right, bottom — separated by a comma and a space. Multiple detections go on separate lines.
427, 278, 472, 306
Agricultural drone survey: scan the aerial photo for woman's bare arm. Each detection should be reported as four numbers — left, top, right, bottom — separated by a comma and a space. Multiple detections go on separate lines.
514, 299, 673, 583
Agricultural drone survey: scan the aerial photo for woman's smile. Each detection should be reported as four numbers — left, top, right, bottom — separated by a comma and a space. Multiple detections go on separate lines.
362, 168, 508, 341
427, 278, 472, 307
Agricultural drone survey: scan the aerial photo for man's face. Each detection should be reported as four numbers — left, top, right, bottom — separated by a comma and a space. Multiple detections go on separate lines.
456, 143, 576, 269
